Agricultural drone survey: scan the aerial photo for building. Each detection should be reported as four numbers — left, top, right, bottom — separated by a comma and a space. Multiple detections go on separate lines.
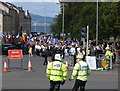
0, 1, 31, 35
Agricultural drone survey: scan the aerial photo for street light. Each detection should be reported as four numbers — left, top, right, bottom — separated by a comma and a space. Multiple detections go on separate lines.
41, 7, 46, 35
96, 0, 99, 45
57, 2, 67, 40
62, 3, 65, 40
34, 21, 37, 32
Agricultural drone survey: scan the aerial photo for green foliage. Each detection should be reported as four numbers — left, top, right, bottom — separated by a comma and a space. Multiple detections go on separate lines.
99, 2, 120, 41
50, 2, 120, 41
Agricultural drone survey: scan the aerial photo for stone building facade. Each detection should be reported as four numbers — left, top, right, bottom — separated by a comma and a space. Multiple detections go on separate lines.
0, 2, 31, 35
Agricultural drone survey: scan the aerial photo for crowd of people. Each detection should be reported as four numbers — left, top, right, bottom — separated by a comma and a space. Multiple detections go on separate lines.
1, 32, 120, 91
1, 33, 120, 67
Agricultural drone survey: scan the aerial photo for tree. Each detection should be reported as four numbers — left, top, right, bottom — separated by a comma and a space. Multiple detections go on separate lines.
50, 2, 120, 42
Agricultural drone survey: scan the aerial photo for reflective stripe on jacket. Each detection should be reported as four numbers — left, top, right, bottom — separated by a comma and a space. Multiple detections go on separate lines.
46, 61, 67, 81
70, 61, 90, 81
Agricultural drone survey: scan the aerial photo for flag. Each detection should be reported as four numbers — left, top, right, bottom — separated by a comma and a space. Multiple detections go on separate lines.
22, 31, 25, 41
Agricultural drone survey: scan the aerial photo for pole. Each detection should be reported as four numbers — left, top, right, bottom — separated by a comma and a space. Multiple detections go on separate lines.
35, 22, 36, 32
86, 25, 89, 56
62, 3, 65, 40
44, 8, 46, 34
96, 0, 98, 46
41, 7, 46, 35
110, 57, 113, 70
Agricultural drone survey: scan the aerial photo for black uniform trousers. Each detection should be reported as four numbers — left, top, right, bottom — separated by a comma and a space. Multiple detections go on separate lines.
49, 81, 61, 91
72, 79, 87, 91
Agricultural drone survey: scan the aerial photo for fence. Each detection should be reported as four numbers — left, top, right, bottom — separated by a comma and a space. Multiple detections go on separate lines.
64, 54, 113, 71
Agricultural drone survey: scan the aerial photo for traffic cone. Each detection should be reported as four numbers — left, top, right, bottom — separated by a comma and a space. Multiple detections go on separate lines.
28, 59, 32, 72
65, 58, 69, 71
47, 57, 51, 64
3, 60, 8, 72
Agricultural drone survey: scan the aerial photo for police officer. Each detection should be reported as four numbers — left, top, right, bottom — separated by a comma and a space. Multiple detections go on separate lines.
46, 54, 67, 91
105, 46, 113, 70
69, 55, 91, 91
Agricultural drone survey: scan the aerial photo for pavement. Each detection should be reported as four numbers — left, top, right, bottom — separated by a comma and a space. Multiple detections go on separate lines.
1, 55, 119, 90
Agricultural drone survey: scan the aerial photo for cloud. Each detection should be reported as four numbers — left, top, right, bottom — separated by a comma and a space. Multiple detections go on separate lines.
1, 0, 59, 3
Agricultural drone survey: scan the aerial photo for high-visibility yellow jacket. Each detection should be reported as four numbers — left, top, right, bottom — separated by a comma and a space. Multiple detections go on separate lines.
46, 61, 67, 81
88, 50, 91, 55
70, 60, 91, 81
41, 45, 46, 51
105, 50, 113, 59
29, 47, 32, 53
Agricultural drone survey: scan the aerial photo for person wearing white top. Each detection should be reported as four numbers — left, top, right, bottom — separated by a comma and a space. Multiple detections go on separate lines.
69, 45, 76, 66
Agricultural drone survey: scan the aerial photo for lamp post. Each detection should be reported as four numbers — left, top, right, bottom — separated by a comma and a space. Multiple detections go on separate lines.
62, 3, 65, 40
41, 7, 46, 35
34, 21, 37, 32
96, 0, 98, 45
57, 1, 67, 40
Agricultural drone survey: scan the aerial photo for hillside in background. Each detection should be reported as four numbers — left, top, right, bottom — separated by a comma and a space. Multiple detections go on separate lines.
13, 2, 60, 17
30, 13, 53, 23
30, 13, 53, 33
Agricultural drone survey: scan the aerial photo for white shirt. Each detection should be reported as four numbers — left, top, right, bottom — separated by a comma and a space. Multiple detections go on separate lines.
70, 47, 76, 55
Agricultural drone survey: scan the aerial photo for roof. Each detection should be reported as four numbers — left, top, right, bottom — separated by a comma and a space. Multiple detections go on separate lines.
5, 2, 24, 11
25, 10, 31, 18
0, 2, 13, 9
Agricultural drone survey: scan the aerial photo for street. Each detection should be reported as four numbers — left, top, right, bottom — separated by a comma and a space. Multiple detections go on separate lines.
2, 55, 119, 90
0, 1, 120, 91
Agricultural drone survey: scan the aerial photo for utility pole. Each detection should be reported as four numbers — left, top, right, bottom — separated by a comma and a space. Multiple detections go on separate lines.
44, 8, 46, 34
41, 7, 46, 35
62, 3, 65, 40
34, 22, 37, 32
96, 0, 98, 45
86, 25, 89, 56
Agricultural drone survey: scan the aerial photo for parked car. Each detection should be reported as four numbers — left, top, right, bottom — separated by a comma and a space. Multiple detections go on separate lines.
2, 43, 15, 55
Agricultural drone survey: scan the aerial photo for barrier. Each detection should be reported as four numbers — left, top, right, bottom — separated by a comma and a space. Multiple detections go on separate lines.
8, 50, 23, 70
110, 57, 113, 70
115, 50, 120, 63
63, 54, 113, 71
86, 56, 97, 70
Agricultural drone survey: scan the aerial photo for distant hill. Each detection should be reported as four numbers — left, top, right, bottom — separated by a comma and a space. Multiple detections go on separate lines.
30, 13, 53, 23
30, 13, 53, 33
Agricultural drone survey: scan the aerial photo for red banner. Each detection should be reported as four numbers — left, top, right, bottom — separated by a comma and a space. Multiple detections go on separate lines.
8, 50, 23, 59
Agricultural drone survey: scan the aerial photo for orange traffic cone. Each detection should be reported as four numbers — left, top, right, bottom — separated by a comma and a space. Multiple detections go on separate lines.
65, 58, 69, 71
47, 57, 51, 64
28, 59, 32, 72
3, 60, 8, 72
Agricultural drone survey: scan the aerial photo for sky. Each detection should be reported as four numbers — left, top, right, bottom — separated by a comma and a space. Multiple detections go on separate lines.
12, 2, 60, 17
1, 0, 119, 2
1, 0, 59, 3
1, 0, 61, 17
